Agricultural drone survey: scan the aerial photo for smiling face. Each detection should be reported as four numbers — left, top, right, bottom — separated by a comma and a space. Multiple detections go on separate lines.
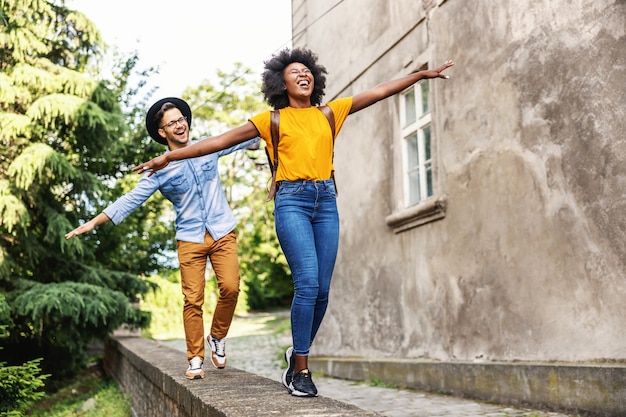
284, 62, 314, 107
157, 107, 190, 150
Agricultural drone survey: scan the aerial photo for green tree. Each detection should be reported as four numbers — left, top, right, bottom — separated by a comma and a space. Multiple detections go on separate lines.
0, 0, 160, 383
182, 64, 293, 311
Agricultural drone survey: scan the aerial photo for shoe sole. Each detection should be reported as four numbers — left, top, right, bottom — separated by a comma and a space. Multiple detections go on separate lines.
281, 347, 293, 390
186, 374, 204, 380
207, 336, 226, 369
288, 386, 318, 397
210, 355, 226, 369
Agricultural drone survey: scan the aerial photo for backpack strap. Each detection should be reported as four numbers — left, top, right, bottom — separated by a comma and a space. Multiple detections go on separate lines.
265, 110, 281, 201
318, 105, 338, 196
318, 105, 336, 139
265, 105, 337, 201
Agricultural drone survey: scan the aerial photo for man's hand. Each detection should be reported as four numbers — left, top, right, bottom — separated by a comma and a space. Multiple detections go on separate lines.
133, 155, 169, 177
65, 221, 96, 240
65, 213, 111, 239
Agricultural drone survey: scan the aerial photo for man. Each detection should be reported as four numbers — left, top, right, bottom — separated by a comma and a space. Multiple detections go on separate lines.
66, 97, 259, 379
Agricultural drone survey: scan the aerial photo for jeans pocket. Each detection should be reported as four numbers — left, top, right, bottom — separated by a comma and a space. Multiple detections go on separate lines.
277, 181, 304, 196
325, 181, 337, 198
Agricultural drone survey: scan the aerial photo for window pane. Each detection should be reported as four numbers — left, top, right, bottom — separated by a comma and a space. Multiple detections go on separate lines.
408, 169, 421, 206
426, 162, 433, 197
421, 81, 430, 114
423, 125, 431, 161
403, 89, 416, 126
405, 132, 418, 169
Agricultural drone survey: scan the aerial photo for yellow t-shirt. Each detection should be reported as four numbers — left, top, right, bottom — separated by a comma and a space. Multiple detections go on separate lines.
249, 97, 353, 182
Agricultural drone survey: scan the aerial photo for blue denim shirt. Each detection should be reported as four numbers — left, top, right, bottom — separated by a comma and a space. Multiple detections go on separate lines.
104, 137, 260, 244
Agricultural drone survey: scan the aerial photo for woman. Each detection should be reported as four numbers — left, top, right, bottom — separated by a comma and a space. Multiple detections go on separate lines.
135, 48, 453, 397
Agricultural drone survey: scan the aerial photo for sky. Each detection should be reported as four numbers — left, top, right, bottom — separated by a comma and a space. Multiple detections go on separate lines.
68, 0, 293, 98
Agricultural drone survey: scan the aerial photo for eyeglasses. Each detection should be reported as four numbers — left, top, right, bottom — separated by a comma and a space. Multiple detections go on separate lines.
160, 116, 187, 129
289, 68, 311, 76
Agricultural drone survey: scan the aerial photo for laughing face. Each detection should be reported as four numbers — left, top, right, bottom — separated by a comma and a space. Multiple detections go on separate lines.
157, 107, 190, 149
284, 62, 314, 105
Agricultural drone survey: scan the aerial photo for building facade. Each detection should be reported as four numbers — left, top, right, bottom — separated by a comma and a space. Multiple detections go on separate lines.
291, 0, 626, 414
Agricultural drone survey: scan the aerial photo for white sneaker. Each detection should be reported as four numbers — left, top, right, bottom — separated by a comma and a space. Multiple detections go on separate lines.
185, 356, 204, 379
208, 335, 226, 369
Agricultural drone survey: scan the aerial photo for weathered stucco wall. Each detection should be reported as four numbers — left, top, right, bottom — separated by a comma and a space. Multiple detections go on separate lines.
292, 0, 626, 363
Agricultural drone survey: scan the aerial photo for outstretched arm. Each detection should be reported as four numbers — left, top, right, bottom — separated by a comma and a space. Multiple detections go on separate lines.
350, 60, 454, 114
134, 121, 260, 176
65, 212, 111, 239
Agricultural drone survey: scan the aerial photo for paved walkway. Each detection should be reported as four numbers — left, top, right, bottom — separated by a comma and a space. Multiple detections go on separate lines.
161, 312, 574, 417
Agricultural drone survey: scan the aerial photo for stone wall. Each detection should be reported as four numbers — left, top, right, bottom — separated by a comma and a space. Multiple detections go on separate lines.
310, 356, 626, 417
285, 0, 626, 414
103, 334, 624, 416
103, 336, 379, 417
290, 0, 626, 364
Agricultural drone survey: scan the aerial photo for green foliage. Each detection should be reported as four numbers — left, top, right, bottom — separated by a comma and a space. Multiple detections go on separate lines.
0, 294, 48, 417
140, 273, 185, 340
12, 282, 140, 335
0, 358, 48, 416
0, 294, 11, 336
0, 4, 293, 401
0, 0, 161, 386
4, 282, 150, 381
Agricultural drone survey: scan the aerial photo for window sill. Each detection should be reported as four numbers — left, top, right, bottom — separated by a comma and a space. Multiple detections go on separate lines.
385, 194, 447, 233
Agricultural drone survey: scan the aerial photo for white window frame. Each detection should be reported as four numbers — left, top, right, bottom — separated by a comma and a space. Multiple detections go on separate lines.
385, 64, 447, 233
401, 81, 433, 206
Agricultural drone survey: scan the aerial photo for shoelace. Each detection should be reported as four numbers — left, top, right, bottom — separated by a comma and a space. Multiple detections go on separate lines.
189, 357, 203, 370
213, 337, 225, 357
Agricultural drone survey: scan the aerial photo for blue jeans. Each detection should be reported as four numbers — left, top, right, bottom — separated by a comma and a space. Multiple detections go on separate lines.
274, 179, 339, 356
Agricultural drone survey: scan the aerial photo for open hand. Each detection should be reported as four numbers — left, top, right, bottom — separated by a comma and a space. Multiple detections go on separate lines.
133, 155, 169, 177
65, 222, 94, 240
422, 60, 454, 79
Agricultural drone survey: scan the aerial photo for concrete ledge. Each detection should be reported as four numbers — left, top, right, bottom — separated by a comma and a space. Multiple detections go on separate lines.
103, 336, 381, 417
309, 356, 626, 417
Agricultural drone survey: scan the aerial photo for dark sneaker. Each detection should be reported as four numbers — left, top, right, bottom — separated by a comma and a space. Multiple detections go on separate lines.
208, 335, 226, 369
185, 356, 204, 380
281, 347, 295, 390
289, 368, 318, 397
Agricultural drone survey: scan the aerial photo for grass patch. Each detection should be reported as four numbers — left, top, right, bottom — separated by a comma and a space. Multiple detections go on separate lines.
368, 378, 398, 389
26, 363, 130, 417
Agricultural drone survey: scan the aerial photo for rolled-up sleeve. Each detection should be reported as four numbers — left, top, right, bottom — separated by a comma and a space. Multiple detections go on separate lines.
103, 175, 160, 225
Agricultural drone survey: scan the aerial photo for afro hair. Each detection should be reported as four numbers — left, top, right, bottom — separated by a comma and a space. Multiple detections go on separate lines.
261, 48, 328, 109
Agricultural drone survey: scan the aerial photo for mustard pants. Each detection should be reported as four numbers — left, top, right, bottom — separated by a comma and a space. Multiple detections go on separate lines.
177, 230, 240, 361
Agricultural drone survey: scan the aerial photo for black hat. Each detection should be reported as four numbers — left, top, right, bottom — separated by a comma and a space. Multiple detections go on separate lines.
145, 97, 192, 145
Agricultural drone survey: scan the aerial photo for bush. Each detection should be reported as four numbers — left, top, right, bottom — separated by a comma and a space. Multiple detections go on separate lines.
0, 294, 48, 416
5, 282, 150, 383
0, 358, 48, 416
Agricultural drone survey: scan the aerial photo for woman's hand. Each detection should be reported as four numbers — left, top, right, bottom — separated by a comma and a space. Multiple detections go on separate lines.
350, 60, 454, 113
133, 155, 169, 177
421, 60, 454, 79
